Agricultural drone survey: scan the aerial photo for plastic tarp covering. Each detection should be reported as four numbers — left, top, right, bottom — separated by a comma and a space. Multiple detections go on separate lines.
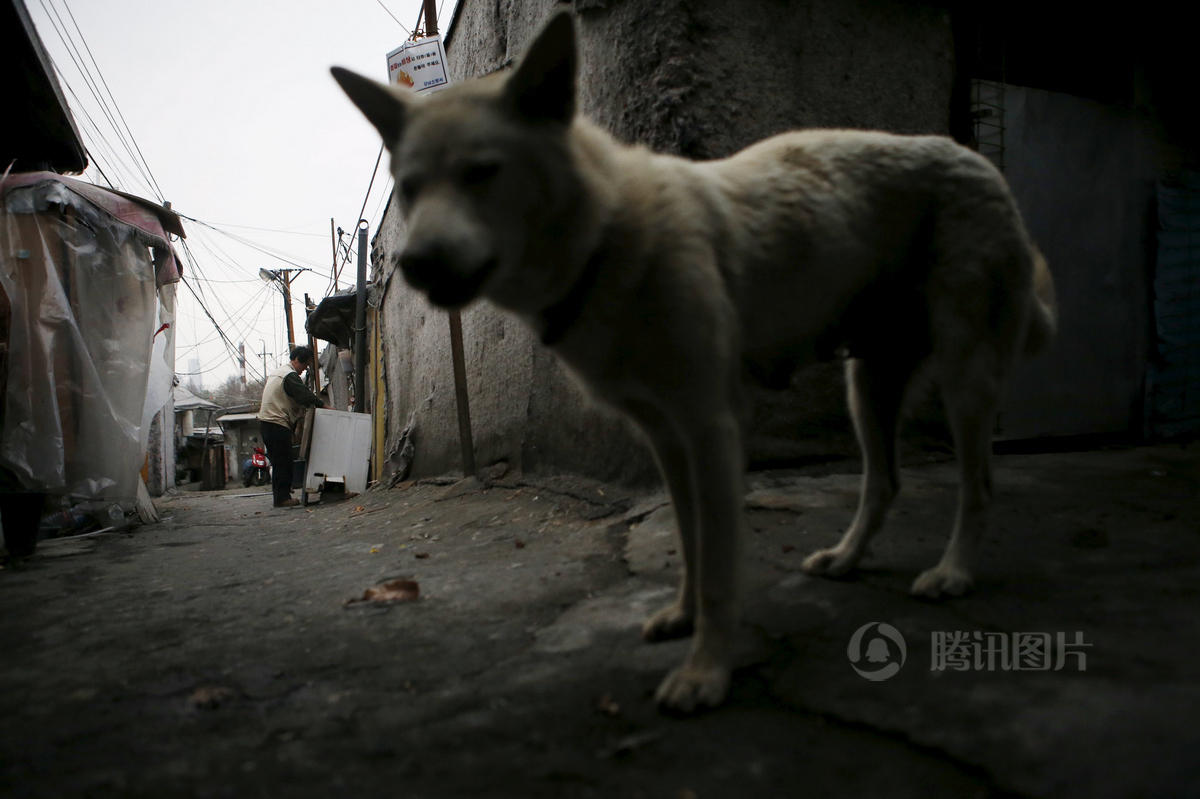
306, 290, 357, 349
0, 173, 180, 501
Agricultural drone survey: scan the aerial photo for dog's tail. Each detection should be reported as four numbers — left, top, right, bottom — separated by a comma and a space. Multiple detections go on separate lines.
1023, 247, 1057, 357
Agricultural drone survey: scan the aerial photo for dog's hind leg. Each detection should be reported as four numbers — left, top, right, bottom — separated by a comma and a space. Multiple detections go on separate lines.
803, 356, 913, 578
911, 354, 1002, 598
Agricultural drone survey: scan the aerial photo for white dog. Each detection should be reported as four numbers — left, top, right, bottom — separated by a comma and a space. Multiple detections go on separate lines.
332, 11, 1056, 712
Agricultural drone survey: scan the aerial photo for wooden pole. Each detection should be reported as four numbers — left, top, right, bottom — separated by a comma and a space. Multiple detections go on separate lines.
259, 340, 269, 382
330, 218, 338, 292
448, 310, 476, 476
422, 0, 438, 36
304, 292, 321, 395
282, 271, 296, 351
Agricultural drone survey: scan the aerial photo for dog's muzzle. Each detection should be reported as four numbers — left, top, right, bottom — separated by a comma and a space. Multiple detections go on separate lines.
399, 242, 499, 309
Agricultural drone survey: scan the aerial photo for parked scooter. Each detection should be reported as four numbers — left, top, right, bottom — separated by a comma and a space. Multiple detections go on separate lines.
242, 446, 271, 487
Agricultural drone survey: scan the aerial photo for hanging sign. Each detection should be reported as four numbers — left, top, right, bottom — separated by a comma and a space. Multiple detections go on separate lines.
386, 36, 450, 94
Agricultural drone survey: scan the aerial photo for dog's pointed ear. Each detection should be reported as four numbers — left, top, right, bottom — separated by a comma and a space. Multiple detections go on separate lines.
503, 10, 576, 124
331, 66, 408, 145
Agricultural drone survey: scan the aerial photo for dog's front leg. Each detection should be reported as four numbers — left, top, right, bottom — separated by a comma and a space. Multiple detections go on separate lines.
635, 410, 699, 642
649, 410, 745, 713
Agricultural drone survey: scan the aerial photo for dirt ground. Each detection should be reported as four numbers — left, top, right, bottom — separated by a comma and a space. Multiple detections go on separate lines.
1, 443, 1198, 798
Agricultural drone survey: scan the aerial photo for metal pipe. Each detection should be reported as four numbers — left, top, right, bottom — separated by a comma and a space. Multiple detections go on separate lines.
353, 220, 368, 413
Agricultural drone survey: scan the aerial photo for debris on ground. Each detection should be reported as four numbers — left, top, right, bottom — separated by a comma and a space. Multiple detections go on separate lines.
344, 578, 420, 607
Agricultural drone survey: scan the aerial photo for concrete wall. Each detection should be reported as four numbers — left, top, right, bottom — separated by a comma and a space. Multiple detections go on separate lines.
373, 0, 957, 483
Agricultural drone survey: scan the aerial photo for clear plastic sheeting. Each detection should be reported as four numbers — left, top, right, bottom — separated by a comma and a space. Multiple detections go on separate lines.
0, 173, 180, 501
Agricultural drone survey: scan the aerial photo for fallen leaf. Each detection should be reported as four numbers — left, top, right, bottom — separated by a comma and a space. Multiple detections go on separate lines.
595, 693, 620, 717
514, 539, 526, 549
370, 547, 380, 554
782, 544, 795, 553
414, 552, 430, 559
350, 504, 390, 518
345, 578, 420, 607
189, 685, 235, 710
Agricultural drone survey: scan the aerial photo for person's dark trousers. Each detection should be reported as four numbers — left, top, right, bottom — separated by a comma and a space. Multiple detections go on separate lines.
259, 421, 294, 506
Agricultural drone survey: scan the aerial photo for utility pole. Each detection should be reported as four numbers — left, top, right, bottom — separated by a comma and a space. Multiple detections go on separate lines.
238, 342, 246, 385
422, 0, 438, 35
330, 218, 339, 292
281, 271, 295, 350
259, 339, 271, 381
260, 268, 309, 352
304, 293, 322, 395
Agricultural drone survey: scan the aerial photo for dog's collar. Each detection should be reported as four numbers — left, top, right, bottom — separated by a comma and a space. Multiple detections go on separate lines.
537, 248, 606, 347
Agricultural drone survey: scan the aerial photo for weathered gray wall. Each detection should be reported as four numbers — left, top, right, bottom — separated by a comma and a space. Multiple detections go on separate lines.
374, 0, 956, 483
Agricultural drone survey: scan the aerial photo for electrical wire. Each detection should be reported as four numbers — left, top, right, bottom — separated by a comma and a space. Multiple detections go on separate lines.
336, 143, 385, 279
44, 39, 144, 190
200, 221, 327, 238
36, 0, 162, 200
182, 215, 331, 276
178, 241, 269, 383
59, 0, 166, 200
32, 2, 352, 385
373, 0, 412, 36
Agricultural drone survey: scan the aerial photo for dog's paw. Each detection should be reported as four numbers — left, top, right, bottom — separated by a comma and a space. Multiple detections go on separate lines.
641, 603, 694, 642
654, 660, 731, 714
911, 564, 974, 598
801, 546, 859, 578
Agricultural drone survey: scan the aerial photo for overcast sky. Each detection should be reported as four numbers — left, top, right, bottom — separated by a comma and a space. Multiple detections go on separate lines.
28, 0, 450, 389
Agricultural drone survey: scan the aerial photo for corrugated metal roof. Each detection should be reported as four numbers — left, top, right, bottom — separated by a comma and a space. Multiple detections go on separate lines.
173, 385, 220, 411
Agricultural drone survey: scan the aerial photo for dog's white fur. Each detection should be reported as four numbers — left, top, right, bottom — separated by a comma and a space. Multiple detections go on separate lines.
332, 11, 1056, 712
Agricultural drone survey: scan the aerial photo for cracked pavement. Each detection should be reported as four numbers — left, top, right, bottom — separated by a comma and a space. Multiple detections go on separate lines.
1, 443, 1197, 797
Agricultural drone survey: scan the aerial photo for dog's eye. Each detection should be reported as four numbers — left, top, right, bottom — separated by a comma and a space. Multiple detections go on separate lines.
462, 161, 501, 186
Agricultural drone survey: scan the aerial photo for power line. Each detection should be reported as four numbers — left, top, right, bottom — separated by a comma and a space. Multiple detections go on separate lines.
59, 0, 166, 199
337, 143, 385, 279
199, 220, 327, 238
371, 177, 394, 231
50, 68, 140, 191
373, 0, 412, 36
178, 241, 268, 382
185, 275, 261, 285
182, 216, 330, 275
36, 0, 162, 199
